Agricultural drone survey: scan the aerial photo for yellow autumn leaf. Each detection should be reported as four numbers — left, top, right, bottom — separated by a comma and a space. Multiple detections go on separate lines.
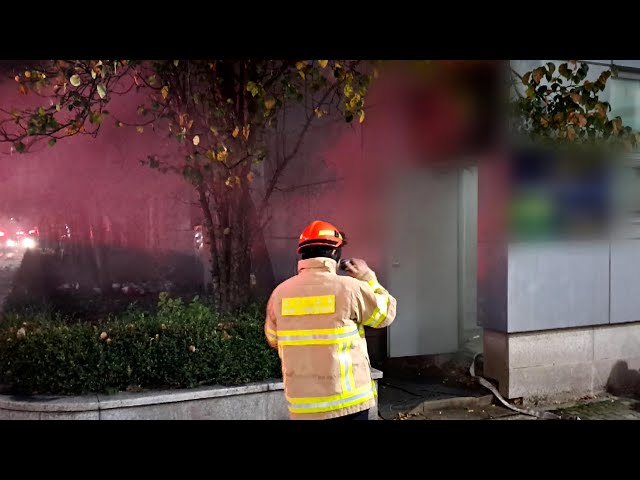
613, 118, 622, 134
567, 127, 577, 142
242, 125, 250, 140
318, 60, 328, 69
359, 110, 365, 124
136, 126, 144, 134
216, 150, 228, 162
97, 84, 107, 99
161, 86, 169, 99
24, 71, 31, 78
344, 83, 354, 98
223, 227, 231, 235
296, 61, 306, 70
193, 135, 200, 146
210, 126, 218, 136
187, 119, 194, 130
69, 74, 81, 87
314, 108, 325, 118
225, 177, 233, 187
532, 68, 544, 84
206, 150, 215, 161
115, 120, 123, 128
246, 172, 254, 184
264, 97, 276, 110
232, 126, 240, 138
298, 70, 305, 80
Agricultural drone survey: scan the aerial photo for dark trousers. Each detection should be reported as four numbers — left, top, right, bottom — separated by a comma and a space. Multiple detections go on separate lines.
327, 409, 369, 420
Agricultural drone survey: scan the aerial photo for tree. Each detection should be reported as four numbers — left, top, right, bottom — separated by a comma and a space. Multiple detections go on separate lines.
510, 60, 640, 151
0, 60, 375, 312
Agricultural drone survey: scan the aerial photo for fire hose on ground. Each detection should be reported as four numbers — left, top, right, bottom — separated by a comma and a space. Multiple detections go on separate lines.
469, 353, 580, 420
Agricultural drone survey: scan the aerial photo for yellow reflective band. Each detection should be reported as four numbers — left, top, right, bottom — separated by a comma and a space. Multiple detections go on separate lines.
265, 327, 277, 340
318, 229, 338, 237
277, 326, 355, 337
281, 295, 336, 316
287, 383, 375, 414
358, 324, 365, 338
338, 343, 347, 391
337, 342, 355, 393
368, 279, 383, 292
372, 380, 378, 397
287, 382, 372, 404
277, 325, 358, 346
347, 344, 355, 391
363, 292, 389, 327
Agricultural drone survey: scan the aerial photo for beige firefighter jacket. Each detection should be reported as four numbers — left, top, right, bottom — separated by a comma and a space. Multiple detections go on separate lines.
265, 257, 397, 420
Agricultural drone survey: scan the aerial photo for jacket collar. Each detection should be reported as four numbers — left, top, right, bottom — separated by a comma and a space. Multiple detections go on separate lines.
298, 257, 338, 274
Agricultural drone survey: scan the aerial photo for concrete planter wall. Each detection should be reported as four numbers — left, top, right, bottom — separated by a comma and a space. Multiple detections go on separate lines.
0, 369, 382, 420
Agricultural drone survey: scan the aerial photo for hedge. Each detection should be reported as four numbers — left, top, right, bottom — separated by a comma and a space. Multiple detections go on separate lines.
0, 293, 281, 395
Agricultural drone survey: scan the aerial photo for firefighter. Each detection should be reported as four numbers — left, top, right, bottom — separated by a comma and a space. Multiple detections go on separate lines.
265, 220, 397, 420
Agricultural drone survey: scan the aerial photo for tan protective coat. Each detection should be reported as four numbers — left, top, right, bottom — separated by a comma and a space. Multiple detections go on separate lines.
265, 257, 397, 420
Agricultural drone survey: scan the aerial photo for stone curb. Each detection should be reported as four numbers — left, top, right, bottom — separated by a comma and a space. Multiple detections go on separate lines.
0, 369, 382, 414
408, 394, 494, 415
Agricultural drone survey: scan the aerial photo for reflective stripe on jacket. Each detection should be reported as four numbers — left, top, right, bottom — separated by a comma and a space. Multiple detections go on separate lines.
265, 257, 397, 420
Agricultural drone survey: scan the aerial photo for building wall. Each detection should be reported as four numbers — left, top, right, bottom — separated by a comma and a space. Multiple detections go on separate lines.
481, 60, 640, 399
484, 322, 640, 401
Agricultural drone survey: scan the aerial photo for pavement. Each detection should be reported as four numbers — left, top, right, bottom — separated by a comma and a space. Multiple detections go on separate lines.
378, 375, 640, 420
549, 396, 640, 420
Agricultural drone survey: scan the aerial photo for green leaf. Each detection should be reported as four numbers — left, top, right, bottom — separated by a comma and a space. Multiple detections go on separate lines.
48, 138, 56, 147
546, 62, 556, 75
89, 112, 103, 125
246, 81, 260, 97
69, 74, 81, 87
522, 72, 531, 85
14, 141, 26, 153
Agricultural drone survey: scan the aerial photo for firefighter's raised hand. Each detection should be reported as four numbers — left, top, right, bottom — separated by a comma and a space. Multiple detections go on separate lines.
343, 258, 372, 281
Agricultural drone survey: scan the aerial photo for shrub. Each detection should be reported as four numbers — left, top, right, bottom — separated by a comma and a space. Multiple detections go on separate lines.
0, 293, 281, 395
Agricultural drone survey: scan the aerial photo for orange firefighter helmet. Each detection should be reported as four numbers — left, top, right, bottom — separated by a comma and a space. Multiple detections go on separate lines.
297, 220, 347, 253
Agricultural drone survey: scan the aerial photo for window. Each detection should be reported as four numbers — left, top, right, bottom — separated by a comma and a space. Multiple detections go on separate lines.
609, 77, 640, 132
